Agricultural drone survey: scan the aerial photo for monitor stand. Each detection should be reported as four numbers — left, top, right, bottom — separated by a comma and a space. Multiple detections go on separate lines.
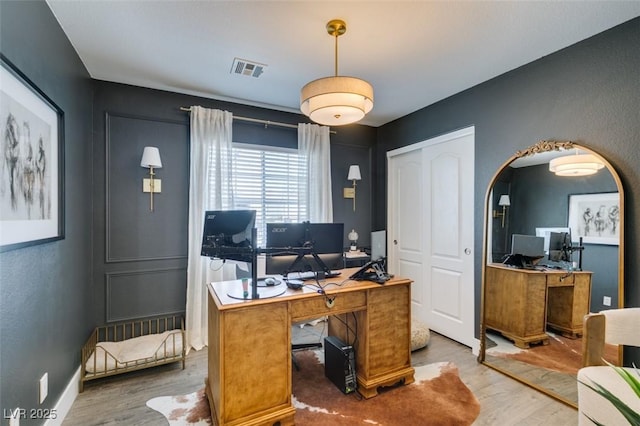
227, 243, 286, 300
226, 283, 286, 300
502, 254, 542, 269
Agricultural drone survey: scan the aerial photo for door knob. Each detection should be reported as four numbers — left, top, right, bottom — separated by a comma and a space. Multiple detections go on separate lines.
465, 248, 471, 255
393, 240, 398, 245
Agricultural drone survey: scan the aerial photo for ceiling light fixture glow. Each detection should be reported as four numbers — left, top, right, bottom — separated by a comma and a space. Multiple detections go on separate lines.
300, 19, 373, 126
549, 153, 604, 176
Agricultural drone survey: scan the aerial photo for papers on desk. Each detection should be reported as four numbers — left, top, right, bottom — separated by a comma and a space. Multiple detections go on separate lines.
345, 250, 369, 259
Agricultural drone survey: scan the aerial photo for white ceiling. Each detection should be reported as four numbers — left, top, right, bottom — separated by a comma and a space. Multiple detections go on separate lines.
45, 1, 639, 127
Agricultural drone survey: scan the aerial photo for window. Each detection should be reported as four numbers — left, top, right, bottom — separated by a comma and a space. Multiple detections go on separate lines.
231, 143, 308, 246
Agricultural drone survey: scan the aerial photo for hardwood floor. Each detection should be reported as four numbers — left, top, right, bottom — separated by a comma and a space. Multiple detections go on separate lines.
63, 325, 578, 425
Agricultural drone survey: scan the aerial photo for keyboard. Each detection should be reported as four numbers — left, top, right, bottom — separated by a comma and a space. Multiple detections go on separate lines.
286, 270, 341, 280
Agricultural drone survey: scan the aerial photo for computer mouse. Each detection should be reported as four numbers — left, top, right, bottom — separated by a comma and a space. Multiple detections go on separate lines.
286, 279, 303, 290
264, 277, 277, 286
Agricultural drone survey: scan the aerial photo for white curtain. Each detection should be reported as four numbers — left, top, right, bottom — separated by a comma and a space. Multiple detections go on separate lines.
186, 106, 235, 352
298, 123, 333, 222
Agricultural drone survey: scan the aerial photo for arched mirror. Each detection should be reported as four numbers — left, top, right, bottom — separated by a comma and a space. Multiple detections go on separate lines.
479, 140, 624, 407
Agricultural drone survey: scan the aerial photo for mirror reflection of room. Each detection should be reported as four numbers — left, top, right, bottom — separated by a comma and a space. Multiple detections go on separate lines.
482, 144, 622, 406
490, 148, 619, 311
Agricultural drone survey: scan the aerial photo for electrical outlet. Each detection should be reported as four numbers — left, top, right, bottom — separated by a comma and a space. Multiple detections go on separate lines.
39, 372, 48, 404
603, 296, 611, 306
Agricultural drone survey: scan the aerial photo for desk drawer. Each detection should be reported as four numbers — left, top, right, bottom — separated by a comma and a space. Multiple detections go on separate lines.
290, 292, 367, 321
547, 273, 574, 286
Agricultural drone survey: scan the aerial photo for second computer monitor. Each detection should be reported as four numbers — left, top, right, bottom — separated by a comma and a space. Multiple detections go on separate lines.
371, 230, 386, 261
548, 231, 572, 262
200, 209, 256, 262
265, 222, 344, 275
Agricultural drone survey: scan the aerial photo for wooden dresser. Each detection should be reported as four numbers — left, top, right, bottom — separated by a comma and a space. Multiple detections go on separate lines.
484, 264, 592, 348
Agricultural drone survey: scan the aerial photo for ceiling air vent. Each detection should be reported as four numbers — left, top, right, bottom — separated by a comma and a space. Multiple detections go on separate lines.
231, 58, 266, 78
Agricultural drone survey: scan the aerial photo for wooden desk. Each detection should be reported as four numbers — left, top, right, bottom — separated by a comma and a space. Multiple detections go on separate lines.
485, 264, 592, 348
206, 269, 415, 426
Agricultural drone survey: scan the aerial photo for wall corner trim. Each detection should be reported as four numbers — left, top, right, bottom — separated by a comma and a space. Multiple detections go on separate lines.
44, 366, 81, 426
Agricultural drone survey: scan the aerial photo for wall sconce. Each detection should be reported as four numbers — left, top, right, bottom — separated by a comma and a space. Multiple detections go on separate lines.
140, 146, 162, 211
343, 165, 361, 211
493, 194, 510, 228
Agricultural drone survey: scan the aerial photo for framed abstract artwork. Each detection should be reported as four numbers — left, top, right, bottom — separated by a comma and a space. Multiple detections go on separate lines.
567, 192, 620, 245
0, 54, 65, 252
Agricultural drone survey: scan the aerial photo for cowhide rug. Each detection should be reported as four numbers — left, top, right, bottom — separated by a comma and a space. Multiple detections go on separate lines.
147, 350, 480, 425
486, 331, 619, 375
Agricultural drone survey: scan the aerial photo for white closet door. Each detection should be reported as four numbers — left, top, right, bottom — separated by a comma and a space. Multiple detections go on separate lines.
388, 127, 475, 348
388, 147, 425, 307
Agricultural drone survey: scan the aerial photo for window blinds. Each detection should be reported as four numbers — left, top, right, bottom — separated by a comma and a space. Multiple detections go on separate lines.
231, 143, 308, 246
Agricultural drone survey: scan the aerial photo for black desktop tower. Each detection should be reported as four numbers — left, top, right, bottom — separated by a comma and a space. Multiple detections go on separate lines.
324, 336, 357, 394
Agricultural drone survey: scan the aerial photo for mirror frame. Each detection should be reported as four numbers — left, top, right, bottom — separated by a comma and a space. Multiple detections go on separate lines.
478, 140, 625, 407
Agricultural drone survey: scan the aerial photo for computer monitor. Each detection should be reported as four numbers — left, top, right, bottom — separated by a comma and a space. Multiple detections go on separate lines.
201, 210, 286, 300
503, 234, 545, 268
535, 227, 571, 254
548, 231, 572, 262
371, 230, 386, 261
200, 210, 256, 262
265, 222, 344, 277
510, 234, 545, 258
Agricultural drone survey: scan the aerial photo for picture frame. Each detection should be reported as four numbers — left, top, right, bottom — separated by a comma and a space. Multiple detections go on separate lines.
0, 54, 65, 252
567, 192, 619, 246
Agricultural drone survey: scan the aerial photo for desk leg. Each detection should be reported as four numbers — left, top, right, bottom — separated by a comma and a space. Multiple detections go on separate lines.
207, 299, 295, 425
547, 276, 591, 338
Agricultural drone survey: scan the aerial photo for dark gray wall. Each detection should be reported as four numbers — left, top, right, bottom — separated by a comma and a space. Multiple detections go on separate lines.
92, 81, 376, 324
0, 1, 93, 422
92, 87, 191, 324
376, 17, 640, 364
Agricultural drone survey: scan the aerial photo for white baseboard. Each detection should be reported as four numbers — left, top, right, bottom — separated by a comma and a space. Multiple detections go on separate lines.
471, 338, 480, 357
44, 366, 80, 426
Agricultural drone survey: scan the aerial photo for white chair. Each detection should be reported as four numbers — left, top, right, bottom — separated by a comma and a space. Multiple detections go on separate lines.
577, 308, 640, 425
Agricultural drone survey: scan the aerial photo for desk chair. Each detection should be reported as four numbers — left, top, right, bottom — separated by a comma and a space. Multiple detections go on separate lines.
578, 308, 640, 425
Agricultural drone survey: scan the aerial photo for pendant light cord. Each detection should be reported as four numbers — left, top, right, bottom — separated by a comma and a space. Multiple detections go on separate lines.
334, 31, 339, 76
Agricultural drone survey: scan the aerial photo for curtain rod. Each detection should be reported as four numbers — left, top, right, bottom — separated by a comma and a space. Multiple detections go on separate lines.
179, 106, 336, 134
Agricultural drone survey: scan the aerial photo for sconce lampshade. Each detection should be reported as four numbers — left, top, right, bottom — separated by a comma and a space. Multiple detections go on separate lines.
347, 165, 361, 181
549, 153, 603, 176
498, 194, 510, 207
140, 146, 163, 168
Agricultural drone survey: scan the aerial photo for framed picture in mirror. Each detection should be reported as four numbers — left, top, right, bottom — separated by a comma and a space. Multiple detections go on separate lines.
568, 192, 620, 245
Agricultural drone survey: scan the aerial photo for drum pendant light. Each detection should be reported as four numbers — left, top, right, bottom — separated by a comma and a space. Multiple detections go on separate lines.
300, 19, 374, 126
